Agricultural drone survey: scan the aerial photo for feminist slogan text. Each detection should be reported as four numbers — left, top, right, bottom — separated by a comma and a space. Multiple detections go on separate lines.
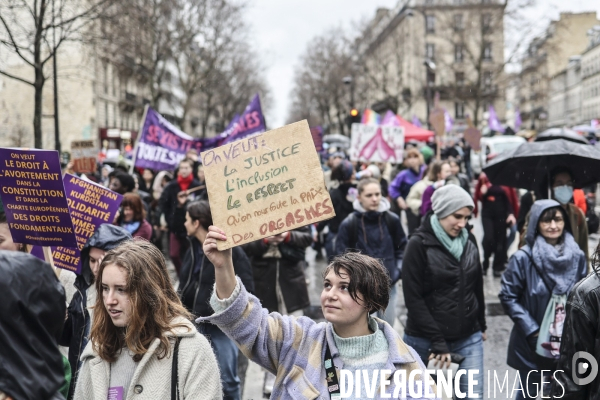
34, 174, 123, 274
0, 148, 77, 247
201, 120, 335, 250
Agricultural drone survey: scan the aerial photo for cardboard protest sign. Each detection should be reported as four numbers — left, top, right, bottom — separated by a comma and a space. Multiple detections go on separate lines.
201, 120, 334, 250
71, 140, 97, 174
349, 124, 405, 163
464, 116, 481, 151
0, 148, 77, 247
133, 107, 206, 171
33, 174, 123, 274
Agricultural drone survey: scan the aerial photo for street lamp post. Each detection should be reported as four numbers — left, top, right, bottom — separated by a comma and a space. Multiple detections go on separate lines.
424, 59, 436, 130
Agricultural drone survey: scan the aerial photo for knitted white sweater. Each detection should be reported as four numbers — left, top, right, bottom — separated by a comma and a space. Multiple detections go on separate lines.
73, 318, 222, 399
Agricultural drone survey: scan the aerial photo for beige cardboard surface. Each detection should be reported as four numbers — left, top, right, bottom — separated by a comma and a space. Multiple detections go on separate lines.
201, 120, 335, 250
71, 140, 97, 174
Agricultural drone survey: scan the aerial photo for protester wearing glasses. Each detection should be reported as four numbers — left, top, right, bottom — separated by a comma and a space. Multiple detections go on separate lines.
500, 200, 586, 400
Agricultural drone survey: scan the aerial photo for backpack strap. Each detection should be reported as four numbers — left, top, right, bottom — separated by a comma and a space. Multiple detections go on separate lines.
384, 211, 402, 250
171, 337, 182, 400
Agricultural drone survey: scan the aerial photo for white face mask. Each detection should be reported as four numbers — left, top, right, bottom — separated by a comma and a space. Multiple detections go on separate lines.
553, 185, 573, 204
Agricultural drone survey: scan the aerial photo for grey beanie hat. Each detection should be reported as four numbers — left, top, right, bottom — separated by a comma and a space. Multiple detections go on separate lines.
431, 184, 474, 219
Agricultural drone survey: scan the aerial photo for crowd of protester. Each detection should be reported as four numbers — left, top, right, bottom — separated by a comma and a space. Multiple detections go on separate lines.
2, 139, 600, 400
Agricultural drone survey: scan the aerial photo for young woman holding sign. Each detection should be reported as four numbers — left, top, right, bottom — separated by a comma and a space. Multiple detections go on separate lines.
198, 228, 434, 398
74, 240, 221, 399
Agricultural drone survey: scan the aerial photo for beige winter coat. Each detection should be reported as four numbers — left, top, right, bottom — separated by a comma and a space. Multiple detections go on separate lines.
406, 177, 433, 215
74, 318, 222, 400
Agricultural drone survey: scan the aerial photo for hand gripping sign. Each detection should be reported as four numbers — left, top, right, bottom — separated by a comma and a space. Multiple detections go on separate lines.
201, 120, 335, 250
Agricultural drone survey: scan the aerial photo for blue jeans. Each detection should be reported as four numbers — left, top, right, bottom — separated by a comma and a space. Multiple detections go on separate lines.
403, 332, 484, 400
376, 283, 398, 326
514, 370, 552, 400
198, 323, 240, 400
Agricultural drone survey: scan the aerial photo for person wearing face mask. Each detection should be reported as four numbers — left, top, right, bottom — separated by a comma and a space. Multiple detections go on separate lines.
74, 240, 221, 399
158, 158, 202, 274
402, 185, 486, 400
60, 224, 132, 400
518, 167, 589, 262
334, 177, 407, 327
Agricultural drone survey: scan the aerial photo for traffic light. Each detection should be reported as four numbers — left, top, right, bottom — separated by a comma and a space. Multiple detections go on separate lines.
347, 108, 361, 131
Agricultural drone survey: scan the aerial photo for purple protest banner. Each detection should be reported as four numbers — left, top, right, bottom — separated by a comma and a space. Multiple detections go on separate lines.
133, 107, 205, 171
33, 174, 123, 274
310, 126, 324, 152
0, 148, 77, 247
219, 94, 266, 145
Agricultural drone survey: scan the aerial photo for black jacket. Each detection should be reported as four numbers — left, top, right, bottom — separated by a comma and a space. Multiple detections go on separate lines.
158, 178, 203, 237
179, 236, 254, 318
402, 212, 486, 354
335, 199, 406, 284
243, 227, 312, 314
317, 183, 356, 234
0, 251, 67, 400
59, 224, 132, 399
552, 271, 600, 399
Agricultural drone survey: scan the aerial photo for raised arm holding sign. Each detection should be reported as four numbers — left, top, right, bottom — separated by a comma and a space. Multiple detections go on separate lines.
201, 120, 335, 249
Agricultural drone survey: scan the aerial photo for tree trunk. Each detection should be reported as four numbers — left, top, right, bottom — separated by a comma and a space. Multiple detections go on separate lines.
33, 79, 44, 148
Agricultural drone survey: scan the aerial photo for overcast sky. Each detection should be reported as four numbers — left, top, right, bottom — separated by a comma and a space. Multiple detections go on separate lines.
245, 0, 599, 128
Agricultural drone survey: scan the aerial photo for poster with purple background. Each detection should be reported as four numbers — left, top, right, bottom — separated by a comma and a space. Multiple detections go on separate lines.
133, 107, 205, 171
32, 174, 123, 273
0, 148, 77, 247
218, 94, 266, 145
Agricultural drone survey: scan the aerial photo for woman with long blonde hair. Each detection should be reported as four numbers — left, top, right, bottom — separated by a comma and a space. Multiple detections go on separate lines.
74, 240, 221, 399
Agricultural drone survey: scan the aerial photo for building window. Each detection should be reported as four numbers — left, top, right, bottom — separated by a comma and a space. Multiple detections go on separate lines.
426, 43, 435, 60
454, 0, 464, 4
425, 0, 434, 5
456, 72, 465, 86
482, 14, 492, 32
455, 102, 465, 119
483, 42, 492, 60
483, 71, 493, 88
104, 102, 108, 127
454, 14, 464, 31
455, 44, 464, 62
426, 15, 435, 33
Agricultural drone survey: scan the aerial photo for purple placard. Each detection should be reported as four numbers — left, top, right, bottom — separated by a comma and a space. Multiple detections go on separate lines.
219, 94, 266, 145
34, 174, 123, 274
0, 148, 77, 247
134, 107, 205, 171
107, 386, 124, 400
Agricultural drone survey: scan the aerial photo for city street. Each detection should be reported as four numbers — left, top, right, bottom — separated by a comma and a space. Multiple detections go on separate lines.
240, 213, 600, 399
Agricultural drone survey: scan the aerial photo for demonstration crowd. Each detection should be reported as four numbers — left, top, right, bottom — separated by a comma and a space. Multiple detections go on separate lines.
2, 140, 600, 400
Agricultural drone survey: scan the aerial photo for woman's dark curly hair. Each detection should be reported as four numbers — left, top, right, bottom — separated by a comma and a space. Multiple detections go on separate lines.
323, 252, 390, 314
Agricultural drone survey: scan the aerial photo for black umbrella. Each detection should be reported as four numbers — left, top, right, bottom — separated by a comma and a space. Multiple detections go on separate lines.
483, 139, 600, 190
535, 128, 588, 144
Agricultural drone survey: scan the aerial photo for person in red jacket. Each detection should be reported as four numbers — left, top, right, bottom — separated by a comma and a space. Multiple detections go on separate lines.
474, 172, 516, 276
115, 193, 153, 240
